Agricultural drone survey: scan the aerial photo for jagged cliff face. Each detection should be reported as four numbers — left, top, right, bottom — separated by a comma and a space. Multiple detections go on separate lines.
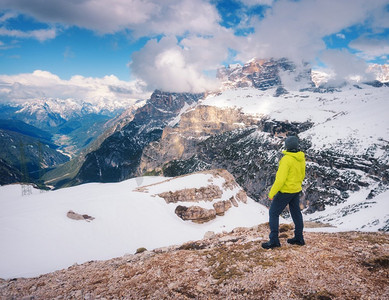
138, 105, 260, 175
217, 58, 314, 93
73, 90, 203, 184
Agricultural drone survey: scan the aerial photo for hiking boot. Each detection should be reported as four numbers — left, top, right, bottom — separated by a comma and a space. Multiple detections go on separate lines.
261, 241, 281, 249
287, 237, 305, 246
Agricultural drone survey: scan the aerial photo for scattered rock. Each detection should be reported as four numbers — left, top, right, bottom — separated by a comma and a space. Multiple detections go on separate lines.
135, 247, 147, 254
204, 231, 216, 240
213, 200, 232, 216
175, 205, 217, 223
235, 190, 247, 204
66, 210, 95, 222
230, 196, 239, 207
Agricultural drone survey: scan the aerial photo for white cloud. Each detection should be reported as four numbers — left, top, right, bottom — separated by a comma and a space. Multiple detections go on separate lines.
0, 11, 17, 22
132, 0, 221, 37
235, 0, 386, 63
130, 36, 221, 93
0, 70, 151, 104
336, 33, 346, 39
0, 27, 57, 42
240, 0, 274, 6
0, 0, 221, 36
319, 49, 375, 84
349, 36, 389, 61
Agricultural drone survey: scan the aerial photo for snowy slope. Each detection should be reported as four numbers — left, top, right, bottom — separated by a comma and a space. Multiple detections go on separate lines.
305, 188, 389, 232
200, 84, 389, 225
201, 84, 388, 161
0, 173, 269, 279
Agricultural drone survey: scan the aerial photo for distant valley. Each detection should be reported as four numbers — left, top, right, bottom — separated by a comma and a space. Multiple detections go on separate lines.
0, 98, 141, 185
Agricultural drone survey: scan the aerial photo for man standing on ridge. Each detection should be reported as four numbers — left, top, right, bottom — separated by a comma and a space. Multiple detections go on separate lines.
262, 135, 306, 249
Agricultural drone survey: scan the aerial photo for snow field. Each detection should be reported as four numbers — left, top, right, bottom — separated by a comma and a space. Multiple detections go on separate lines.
0, 174, 269, 279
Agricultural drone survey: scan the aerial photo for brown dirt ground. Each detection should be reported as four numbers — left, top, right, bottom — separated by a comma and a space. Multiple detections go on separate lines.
1, 223, 388, 300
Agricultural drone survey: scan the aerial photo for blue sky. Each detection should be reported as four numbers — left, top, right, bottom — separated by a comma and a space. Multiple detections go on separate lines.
0, 0, 388, 102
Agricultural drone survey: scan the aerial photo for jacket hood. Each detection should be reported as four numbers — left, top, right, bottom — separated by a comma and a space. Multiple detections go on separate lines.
283, 150, 305, 162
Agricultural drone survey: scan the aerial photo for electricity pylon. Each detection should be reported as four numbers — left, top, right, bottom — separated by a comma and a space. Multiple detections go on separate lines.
19, 140, 32, 196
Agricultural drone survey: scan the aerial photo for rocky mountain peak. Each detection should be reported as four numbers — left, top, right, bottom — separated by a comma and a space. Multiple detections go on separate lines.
367, 64, 389, 83
132, 90, 203, 125
72, 90, 204, 185
217, 57, 314, 92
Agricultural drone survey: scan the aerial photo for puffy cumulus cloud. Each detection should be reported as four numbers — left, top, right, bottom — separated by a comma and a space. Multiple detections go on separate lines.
130, 36, 222, 93
130, 0, 221, 37
125, 0, 389, 92
349, 36, 389, 61
0, 0, 155, 34
235, 0, 384, 63
0, 0, 220, 36
319, 49, 375, 84
0, 70, 151, 104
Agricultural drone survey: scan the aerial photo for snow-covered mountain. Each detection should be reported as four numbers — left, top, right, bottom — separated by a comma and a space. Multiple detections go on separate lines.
52, 58, 389, 233
367, 64, 389, 83
217, 57, 314, 93
16, 95, 136, 118
311, 64, 389, 87
0, 97, 138, 157
0, 98, 133, 129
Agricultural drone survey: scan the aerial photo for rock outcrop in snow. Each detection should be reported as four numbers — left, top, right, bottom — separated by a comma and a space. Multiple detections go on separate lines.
135, 169, 249, 224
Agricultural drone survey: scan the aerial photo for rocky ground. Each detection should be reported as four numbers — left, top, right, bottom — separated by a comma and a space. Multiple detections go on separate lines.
1, 223, 388, 300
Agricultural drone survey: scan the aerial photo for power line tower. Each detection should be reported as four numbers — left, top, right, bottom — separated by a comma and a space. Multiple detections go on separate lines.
19, 140, 32, 196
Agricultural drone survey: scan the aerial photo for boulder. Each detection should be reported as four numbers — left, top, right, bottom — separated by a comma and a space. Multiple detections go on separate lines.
67, 210, 95, 222
236, 190, 247, 203
175, 205, 216, 223
213, 200, 232, 216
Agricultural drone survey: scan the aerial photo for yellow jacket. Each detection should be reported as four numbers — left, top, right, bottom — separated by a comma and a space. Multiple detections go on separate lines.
268, 150, 306, 199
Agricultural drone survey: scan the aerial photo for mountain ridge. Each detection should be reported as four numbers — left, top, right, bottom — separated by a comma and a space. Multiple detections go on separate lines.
71, 90, 204, 185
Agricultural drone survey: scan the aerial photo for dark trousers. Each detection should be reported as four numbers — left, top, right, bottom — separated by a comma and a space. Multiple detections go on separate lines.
269, 192, 304, 243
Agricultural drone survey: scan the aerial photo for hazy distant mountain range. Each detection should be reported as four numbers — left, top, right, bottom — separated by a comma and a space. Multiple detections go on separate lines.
0, 97, 140, 184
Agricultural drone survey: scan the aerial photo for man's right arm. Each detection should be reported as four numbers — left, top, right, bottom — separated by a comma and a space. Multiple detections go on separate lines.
268, 157, 289, 199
